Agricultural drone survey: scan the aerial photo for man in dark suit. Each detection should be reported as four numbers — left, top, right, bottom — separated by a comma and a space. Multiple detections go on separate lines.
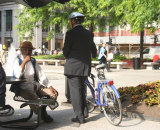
63, 12, 97, 124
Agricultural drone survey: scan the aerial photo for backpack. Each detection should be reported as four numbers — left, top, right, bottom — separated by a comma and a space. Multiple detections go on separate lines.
13, 55, 39, 82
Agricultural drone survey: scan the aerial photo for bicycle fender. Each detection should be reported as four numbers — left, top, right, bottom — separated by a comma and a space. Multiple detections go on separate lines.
110, 85, 120, 98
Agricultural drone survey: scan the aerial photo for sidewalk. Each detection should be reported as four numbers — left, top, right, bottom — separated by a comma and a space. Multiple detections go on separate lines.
1, 66, 160, 130
41, 65, 160, 88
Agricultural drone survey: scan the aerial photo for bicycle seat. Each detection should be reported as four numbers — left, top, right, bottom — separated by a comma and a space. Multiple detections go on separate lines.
95, 63, 106, 70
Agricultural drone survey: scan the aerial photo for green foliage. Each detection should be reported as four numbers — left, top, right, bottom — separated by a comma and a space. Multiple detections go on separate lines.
16, 0, 122, 40
113, 55, 127, 62
91, 56, 98, 61
33, 53, 65, 59
114, 0, 160, 33
118, 80, 160, 107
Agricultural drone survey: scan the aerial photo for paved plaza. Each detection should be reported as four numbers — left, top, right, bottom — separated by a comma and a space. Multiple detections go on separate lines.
1, 65, 160, 130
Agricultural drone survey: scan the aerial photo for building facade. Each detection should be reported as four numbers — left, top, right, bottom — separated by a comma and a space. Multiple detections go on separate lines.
0, 2, 20, 50
0, 2, 65, 52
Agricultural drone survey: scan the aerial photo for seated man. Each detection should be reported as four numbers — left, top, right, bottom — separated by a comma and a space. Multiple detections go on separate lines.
11, 41, 58, 123
0, 62, 13, 114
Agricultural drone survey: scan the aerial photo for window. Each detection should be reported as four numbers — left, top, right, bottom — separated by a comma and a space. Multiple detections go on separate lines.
143, 48, 150, 54
55, 24, 62, 33
6, 10, 12, 31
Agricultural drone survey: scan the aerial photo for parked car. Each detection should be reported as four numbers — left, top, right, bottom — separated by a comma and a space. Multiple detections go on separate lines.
136, 46, 160, 59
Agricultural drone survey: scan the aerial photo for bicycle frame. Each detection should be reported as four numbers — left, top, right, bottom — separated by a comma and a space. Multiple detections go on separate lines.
85, 74, 121, 107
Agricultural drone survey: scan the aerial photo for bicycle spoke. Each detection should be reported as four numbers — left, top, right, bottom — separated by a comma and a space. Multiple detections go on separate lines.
100, 84, 122, 126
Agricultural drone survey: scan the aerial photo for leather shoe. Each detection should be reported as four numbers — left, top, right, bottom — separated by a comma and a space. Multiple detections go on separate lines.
41, 113, 53, 123
41, 106, 53, 123
84, 114, 89, 118
71, 117, 85, 124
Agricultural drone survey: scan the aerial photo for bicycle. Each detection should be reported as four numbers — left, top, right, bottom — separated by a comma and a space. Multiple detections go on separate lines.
85, 65, 122, 126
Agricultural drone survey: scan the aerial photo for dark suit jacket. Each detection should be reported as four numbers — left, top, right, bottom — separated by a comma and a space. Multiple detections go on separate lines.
63, 25, 97, 76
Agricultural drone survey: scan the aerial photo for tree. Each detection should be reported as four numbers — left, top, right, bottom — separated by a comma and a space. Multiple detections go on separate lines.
16, 0, 122, 40
113, 0, 160, 60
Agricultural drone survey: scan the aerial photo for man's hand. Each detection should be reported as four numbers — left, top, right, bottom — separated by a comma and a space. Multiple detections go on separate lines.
24, 56, 31, 63
49, 86, 58, 97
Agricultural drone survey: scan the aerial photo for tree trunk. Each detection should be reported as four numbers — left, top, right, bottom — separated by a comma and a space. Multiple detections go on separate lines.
89, 24, 93, 32
140, 31, 144, 61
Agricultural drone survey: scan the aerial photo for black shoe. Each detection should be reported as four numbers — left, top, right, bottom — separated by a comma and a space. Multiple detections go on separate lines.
41, 106, 53, 123
71, 117, 85, 124
41, 113, 53, 123
84, 114, 89, 118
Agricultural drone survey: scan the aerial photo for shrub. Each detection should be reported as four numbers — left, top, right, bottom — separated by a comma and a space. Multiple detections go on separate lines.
33, 53, 65, 60
113, 55, 127, 62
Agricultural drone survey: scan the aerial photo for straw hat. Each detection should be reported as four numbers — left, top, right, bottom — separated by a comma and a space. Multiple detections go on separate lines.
19, 41, 35, 49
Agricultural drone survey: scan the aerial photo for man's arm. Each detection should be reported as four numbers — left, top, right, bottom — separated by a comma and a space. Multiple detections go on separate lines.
63, 31, 72, 58
90, 33, 97, 58
20, 56, 31, 72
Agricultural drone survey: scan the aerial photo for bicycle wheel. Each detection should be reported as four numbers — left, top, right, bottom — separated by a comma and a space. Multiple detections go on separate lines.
99, 84, 122, 126
86, 98, 96, 113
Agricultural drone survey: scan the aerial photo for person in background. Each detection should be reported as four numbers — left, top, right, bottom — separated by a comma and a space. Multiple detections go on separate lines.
11, 41, 58, 123
97, 43, 110, 71
153, 54, 160, 69
106, 48, 114, 72
115, 48, 120, 55
37, 47, 42, 55
63, 12, 97, 124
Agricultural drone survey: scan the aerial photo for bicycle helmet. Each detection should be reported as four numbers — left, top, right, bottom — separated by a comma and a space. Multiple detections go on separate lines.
68, 12, 85, 19
68, 12, 85, 24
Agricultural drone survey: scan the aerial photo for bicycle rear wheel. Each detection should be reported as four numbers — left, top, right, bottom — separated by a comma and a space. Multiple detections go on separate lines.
99, 84, 122, 126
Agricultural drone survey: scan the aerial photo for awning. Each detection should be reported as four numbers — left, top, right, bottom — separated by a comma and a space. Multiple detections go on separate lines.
0, 0, 70, 8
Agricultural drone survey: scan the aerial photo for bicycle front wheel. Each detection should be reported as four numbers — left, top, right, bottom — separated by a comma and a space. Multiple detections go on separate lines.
99, 83, 122, 126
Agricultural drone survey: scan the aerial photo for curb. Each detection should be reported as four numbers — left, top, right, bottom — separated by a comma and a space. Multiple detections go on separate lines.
61, 102, 160, 122
122, 111, 160, 122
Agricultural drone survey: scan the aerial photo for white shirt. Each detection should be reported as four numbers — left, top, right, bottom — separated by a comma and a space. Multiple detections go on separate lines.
37, 48, 42, 54
107, 52, 113, 61
13, 55, 51, 88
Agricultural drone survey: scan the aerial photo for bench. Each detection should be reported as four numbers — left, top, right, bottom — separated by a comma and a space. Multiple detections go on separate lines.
36, 59, 65, 66
143, 62, 159, 70
91, 61, 127, 69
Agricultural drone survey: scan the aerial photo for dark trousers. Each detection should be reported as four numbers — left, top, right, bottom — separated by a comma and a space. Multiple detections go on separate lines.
67, 75, 88, 119
0, 64, 6, 107
65, 76, 70, 101
99, 59, 109, 71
